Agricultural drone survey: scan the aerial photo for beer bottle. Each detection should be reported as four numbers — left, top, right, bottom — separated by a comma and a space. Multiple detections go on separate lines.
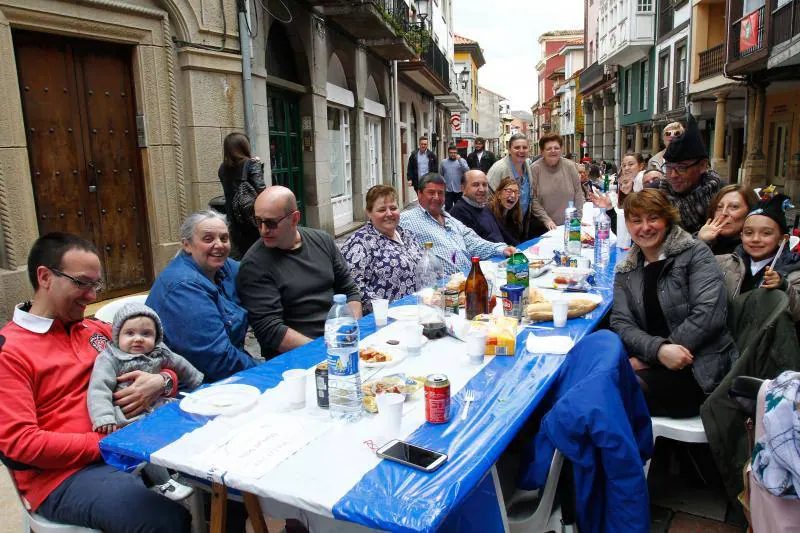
465, 257, 488, 320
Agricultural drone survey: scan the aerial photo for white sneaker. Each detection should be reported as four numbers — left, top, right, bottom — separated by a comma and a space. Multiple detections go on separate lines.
154, 478, 194, 501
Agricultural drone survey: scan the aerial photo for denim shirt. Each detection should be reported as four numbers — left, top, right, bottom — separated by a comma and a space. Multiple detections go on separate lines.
146, 253, 256, 383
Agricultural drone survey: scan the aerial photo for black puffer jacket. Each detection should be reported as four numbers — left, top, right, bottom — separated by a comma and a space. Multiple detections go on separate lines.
218, 159, 266, 255
610, 225, 739, 393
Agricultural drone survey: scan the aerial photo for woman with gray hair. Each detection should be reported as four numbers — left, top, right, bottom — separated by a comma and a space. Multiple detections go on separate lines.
146, 210, 256, 382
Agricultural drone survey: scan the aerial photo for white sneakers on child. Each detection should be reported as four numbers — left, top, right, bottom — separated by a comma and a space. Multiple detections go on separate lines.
153, 478, 194, 501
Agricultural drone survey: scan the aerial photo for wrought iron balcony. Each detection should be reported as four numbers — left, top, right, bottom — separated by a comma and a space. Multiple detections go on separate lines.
730, 5, 765, 62
771, 0, 800, 47
673, 80, 686, 109
658, 86, 669, 113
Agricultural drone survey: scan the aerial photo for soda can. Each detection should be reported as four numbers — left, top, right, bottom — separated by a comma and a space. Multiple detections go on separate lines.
568, 256, 579, 268
425, 374, 451, 424
443, 289, 460, 315
315, 362, 329, 409
500, 284, 525, 319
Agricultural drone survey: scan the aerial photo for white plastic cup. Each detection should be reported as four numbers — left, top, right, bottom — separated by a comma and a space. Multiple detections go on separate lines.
406, 324, 424, 357
372, 299, 389, 327
466, 331, 486, 365
376, 393, 405, 438
282, 369, 307, 408
552, 300, 569, 328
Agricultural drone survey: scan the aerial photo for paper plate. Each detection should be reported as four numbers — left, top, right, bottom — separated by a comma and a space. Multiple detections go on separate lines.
358, 344, 406, 369
387, 305, 421, 321
179, 384, 261, 416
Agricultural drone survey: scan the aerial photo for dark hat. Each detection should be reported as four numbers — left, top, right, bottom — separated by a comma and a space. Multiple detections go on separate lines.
746, 193, 791, 234
664, 114, 707, 163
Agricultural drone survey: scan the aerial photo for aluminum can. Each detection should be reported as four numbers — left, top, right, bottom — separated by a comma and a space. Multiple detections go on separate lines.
443, 289, 460, 315
424, 374, 451, 424
315, 362, 329, 408
500, 284, 525, 319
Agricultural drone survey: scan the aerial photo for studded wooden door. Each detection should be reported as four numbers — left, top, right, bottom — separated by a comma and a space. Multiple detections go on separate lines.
14, 31, 152, 299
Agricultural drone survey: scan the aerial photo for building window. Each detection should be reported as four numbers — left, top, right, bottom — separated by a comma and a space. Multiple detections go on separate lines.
674, 43, 687, 108
658, 52, 670, 112
639, 59, 649, 110
637, 0, 653, 11
327, 106, 351, 200
623, 69, 632, 115
743, 0, 765, 14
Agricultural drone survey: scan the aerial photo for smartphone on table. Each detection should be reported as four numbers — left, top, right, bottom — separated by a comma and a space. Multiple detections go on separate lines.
376, 439, 448, 472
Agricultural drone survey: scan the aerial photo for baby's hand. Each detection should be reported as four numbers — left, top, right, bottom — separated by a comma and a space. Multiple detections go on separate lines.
96, 424, 118, 434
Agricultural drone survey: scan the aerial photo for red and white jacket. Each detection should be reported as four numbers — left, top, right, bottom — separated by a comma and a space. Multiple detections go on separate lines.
0, 305, 111, 511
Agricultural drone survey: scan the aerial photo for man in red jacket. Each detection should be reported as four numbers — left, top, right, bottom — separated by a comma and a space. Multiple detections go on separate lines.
0, 233, 190, 532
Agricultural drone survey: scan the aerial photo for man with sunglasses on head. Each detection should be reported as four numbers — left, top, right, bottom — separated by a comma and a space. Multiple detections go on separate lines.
237, 186, 362, 360
0, 233, 190, 532
648, 115, 722, 234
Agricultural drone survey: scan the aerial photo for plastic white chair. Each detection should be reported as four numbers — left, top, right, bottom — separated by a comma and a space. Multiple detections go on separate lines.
93, 294, 148, 323
644, 415, 707, 477
507, 449, 574, 533
3, 467, 101, 533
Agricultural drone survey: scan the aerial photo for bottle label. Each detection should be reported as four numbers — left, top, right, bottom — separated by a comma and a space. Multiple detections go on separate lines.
328, 350, 359, 376
507, 263, 529, 287
596, 228, 610, 240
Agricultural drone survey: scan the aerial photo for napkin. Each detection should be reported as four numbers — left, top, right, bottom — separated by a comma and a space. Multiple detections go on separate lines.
525, 332, 574, 355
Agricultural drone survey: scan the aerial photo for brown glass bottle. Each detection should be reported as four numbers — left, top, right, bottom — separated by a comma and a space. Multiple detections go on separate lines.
465, 257, 488, 320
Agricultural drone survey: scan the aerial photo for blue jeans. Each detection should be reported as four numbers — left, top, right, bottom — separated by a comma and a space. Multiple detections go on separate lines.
37, 463, 191, 533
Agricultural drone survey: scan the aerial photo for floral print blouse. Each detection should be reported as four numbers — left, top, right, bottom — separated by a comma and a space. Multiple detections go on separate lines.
340, 223, 424, 314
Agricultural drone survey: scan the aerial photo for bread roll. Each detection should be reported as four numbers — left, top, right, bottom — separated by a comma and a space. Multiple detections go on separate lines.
525, 299, 600, 322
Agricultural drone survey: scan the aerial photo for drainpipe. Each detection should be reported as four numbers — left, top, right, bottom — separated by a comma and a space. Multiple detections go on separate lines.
390, 60, 398, 191
237, 0, 255, 142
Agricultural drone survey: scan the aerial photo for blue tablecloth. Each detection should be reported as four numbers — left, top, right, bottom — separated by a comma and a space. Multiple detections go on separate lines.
100, 236, 621, 532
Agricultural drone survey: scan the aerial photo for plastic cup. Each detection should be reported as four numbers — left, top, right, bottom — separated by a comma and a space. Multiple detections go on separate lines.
372, 299, 389, 327
376, 393, 405, 438
406, 324, 424, 357
282, 369, 307, 408
466, 331, 486, 365
552, 300, 569, 328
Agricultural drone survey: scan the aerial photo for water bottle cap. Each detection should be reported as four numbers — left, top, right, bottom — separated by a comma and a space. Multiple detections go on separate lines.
333, 294, 346, 304
568, 201, 574, 208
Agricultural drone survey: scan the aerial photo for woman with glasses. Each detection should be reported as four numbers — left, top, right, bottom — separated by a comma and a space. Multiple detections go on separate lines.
340, 185, 423, 313
647, 121, 684, 175
610, 190, 737, 418
218, 132, 266, 257
488, 177, 523, 245
146, 210, 257, 383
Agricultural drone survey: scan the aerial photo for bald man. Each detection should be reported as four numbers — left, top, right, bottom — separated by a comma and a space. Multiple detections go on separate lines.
236, 186, 362, 359
449, 170, 518, 245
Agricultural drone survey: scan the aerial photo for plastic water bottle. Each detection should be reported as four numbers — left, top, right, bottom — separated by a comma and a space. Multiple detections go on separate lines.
594, 208, 611, 267
563, 201, 577, 251
566, 202, 582, 255
325, 294, 363, 422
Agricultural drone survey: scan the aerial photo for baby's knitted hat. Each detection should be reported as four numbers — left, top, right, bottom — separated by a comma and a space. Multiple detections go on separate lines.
111, 302, 164, 347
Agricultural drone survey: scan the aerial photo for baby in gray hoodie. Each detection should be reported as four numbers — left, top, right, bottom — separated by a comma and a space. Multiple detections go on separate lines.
88, 302, 204, 432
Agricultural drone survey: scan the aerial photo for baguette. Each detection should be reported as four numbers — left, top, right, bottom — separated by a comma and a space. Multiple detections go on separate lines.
525, 299, 600, 322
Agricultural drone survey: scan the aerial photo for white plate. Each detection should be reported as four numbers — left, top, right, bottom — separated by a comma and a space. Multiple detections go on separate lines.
387, 305, 421, 321
179, 384, 261, 416
358, 344, 407, 369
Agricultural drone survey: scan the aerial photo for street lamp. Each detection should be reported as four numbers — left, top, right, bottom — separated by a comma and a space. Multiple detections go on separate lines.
459, 67, 469, 90
416, 0, 429, 23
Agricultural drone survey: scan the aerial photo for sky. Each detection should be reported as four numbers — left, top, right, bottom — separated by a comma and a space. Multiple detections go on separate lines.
453, 0, 585, 111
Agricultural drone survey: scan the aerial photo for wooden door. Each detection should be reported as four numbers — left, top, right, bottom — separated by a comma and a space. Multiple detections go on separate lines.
267, 88, 305, 222
14, 31, 152, 298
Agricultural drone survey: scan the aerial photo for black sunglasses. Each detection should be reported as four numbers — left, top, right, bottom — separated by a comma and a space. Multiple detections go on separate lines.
51, 268, 105, 292
254, 211, 295, 230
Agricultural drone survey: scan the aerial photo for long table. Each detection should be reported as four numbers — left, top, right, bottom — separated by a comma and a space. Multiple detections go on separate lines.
99, 231, 621, 533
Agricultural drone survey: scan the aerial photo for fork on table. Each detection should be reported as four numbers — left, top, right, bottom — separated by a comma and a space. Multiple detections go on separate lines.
461, 389, 476, 421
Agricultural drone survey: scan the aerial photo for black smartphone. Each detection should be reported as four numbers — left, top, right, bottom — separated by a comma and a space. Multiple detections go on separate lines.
376, 439, 448, 472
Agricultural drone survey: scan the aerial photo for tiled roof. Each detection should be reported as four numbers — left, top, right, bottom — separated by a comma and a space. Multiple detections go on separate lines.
454, 34, 477, 45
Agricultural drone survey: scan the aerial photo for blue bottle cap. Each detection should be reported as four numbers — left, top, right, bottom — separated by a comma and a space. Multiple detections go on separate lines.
333, 294, 346, 304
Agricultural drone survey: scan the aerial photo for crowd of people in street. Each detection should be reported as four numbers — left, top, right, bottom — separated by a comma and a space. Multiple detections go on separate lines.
1, 117, 799, 532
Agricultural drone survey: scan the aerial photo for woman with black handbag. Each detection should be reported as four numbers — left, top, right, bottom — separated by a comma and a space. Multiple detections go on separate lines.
218, 132, 266, 257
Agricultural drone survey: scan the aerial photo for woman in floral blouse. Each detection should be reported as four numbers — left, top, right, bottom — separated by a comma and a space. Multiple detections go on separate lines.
341, 185, 424, 314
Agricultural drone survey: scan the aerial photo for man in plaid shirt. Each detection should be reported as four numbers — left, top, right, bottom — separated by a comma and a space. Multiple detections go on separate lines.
400, 173, 515, 276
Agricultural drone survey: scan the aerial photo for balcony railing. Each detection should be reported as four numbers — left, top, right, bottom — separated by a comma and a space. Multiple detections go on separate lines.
421, 37, 449, 88
730, 6, 765, 61
658, 86, 669, 113
372, 0, 410, 32
698, 43, 725, 79
673, 80, 686, 108
771, 0, 800, 46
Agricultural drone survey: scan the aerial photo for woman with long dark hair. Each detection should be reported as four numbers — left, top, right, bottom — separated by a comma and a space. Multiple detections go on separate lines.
488, 177, 523, 245
218, 133, 265, 256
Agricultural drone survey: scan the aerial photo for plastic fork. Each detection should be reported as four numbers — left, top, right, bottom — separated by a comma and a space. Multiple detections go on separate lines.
461, 390, 476, 421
